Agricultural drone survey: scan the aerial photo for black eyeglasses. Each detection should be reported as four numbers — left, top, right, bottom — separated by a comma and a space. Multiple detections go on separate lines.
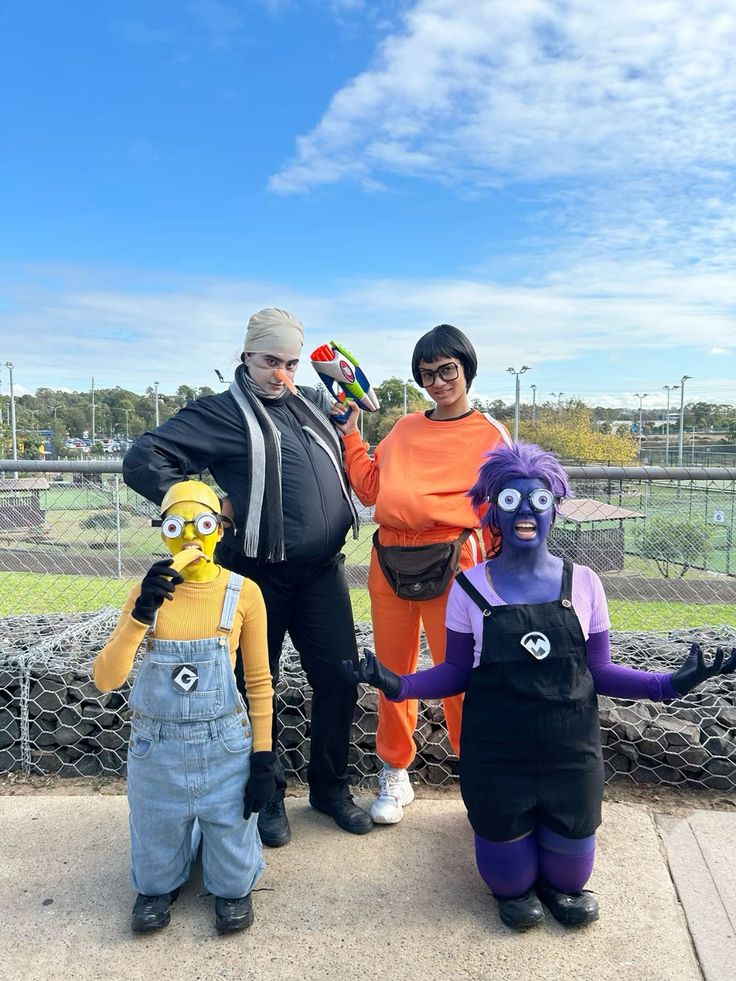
417, 361, 460, 387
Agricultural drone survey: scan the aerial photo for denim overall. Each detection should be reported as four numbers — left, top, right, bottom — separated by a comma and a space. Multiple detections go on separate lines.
127, 572, 264, 899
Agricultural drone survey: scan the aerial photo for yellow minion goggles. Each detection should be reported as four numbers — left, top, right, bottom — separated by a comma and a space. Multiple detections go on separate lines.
152, 512, 232, 539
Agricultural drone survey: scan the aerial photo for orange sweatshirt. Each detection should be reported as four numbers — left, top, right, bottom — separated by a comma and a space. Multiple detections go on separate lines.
343, 410, 511, 548
93, 570, 273, 752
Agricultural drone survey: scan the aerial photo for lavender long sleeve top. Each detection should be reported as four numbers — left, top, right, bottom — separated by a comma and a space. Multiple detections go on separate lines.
395, 562, 677, 702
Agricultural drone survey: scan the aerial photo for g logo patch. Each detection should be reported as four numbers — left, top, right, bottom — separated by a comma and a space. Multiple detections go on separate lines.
520, 631, 551, 660
172, 664, 199, 693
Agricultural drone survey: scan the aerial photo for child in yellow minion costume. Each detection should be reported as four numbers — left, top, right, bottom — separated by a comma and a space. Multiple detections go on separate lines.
94, 480, 274, 935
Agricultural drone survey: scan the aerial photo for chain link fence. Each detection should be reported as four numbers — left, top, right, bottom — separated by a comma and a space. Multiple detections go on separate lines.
2, 460, 736, 790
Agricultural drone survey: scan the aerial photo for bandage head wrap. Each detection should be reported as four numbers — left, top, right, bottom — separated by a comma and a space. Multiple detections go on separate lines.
243, 308, 304, 358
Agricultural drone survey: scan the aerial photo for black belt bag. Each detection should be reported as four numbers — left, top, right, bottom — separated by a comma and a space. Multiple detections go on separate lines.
373, 529, 473, 601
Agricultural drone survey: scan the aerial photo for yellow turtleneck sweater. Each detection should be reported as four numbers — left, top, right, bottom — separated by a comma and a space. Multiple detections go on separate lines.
93, 568, 273, 751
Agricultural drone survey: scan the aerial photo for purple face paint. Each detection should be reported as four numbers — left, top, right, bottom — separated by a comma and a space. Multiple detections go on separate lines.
495, 477, 556, 554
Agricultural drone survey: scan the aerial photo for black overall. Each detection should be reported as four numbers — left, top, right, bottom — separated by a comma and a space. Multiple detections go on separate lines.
457, 558, 603, 842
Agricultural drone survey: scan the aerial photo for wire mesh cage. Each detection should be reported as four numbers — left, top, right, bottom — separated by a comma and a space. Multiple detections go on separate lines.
1, 462, 736, 790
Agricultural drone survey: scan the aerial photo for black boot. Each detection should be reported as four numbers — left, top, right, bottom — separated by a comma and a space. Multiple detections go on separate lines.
496, 889, 545, 931
536, 878, 599, 927
309, 794, 373, 835
131, 887, 180, 933
215, 894, 254, 934
257, 797, 292, 848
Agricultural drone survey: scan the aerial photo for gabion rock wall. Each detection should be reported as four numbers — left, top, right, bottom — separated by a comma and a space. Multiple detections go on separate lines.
1, 612, 736, 791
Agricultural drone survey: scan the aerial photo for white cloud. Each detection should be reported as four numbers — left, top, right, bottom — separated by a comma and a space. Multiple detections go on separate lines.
270, 0, 736, 194
2, 258, 735, 404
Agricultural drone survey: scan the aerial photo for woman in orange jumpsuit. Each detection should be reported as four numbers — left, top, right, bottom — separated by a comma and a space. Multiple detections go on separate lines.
337, 324, 511, 823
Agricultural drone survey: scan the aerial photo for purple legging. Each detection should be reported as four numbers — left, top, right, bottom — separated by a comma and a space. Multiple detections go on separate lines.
475, 826, 596, 899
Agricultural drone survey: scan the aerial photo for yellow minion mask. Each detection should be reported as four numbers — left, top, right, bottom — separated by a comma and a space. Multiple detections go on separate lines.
155, 480, 224, 582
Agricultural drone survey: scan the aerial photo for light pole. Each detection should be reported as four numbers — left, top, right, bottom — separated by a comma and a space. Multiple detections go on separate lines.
663, 384, 679, 466
530, 384, 537, 427
154, 381, 160, 427
50, 404, 60, 458
507, 366, 530, 441
123, 408, 130, 442
549, 392, 564, 412
634, 393, 648, 460
4, 362, 17, 468
677, 375, 691, 467
91, 376, 96, 443
402, 378, 413, 416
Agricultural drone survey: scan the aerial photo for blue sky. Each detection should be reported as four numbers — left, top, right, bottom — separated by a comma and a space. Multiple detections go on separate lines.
2, 0, 735, 412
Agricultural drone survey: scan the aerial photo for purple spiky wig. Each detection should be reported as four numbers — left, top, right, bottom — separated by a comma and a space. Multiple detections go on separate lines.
469, 441, 571, 530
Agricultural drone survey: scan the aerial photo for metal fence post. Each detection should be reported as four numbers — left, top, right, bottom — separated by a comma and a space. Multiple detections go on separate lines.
114, 474, 122, 579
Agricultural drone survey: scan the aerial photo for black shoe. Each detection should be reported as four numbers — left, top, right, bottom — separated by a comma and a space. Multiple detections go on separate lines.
131, 887, 180, 933
257, 797, 292, 848
309, 794, 373, 835
496, 889, 545, 931
536, 879, 599, 927
215, 894, 254, 934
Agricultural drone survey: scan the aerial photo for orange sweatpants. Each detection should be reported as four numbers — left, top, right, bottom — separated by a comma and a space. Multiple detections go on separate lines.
368, 530, 482, 770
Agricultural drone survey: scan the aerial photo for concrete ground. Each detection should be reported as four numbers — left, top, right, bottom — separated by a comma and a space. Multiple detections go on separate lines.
1, 794, 721, 981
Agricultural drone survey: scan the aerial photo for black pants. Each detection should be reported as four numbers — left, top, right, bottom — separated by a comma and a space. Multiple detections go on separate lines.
220, 547, 359, 803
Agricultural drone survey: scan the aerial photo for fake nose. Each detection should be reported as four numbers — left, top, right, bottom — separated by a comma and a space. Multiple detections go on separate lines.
181, 522, 198, 542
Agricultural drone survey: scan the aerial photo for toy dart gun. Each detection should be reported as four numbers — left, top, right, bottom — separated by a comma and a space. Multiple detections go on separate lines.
310, 341, 380, 423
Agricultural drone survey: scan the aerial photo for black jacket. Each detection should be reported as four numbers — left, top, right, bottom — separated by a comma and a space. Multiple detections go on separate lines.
123, 386, 357, 564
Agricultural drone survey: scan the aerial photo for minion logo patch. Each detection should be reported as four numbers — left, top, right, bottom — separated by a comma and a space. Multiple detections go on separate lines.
520, 631, 551, 661
172, 665, 199, 693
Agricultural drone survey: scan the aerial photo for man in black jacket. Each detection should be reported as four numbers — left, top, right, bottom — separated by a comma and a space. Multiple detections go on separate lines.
123, 307, 373, 844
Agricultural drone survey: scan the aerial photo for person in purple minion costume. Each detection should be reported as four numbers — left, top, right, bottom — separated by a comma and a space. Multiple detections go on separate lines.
345, 441, 736, 930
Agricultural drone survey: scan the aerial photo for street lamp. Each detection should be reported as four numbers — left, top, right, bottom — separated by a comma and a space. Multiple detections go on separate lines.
4, 361, 17, 467
677, 375, 692, 467
549, 392, 564, 411
662, 384, 679, 466
530, 384, 537, 427
402, 378, 413, 416
123, 408, 130, 442
634, 393, 649, 460
507, 366, 530, 441
154, 381, 160, 427
91, 376, 96, 443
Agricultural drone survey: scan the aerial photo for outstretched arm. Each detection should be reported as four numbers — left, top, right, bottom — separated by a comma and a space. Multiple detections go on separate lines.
344, 629, 475, 701
587, 630, 678, 701
395, 629, 475, 700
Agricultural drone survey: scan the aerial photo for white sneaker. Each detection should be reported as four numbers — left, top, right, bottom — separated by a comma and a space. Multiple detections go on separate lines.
369, 765, 415, 824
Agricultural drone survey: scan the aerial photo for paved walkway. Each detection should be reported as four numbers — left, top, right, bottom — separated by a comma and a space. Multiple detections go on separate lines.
2, 795, 722, 980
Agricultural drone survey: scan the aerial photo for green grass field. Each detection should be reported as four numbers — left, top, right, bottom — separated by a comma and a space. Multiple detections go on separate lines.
0, 572, 138, 615
1, 572, 732, 631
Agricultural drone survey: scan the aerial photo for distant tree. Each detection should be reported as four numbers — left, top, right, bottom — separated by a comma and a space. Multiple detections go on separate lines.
360, 378, 429, 443
80, 510, 130, 546
519, 400, 637, 465
177, 384, 198, 406
635, 518, 712, 578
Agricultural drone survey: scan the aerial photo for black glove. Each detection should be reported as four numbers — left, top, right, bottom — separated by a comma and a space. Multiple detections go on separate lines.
670, 643, 736, 695
243, 751, 278, 819
341, 648, 403, 699
132, 559, 185, 625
